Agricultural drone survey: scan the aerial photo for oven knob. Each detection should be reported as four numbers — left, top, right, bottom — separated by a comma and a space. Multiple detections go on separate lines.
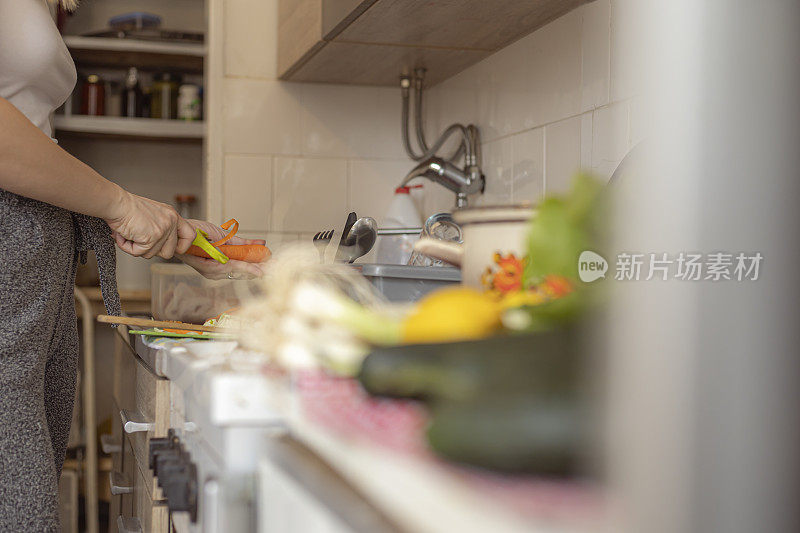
162, 462, 198, 523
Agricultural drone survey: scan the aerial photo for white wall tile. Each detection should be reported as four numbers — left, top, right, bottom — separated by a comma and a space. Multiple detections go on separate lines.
492, 10, 583, 138
430, 9, 583, 143
222, 155, 272, 231
581, 0, 611, 111
224, 0, 277, 79
271, 157, 348, 233
223, 79, 303, 154
545, 116, 582, 195
423, 183, 458, 218
299, 84, 404, 159
591, 102, 630, 179
348, 159, 413, 220
628, 96, 647, 148
610, 0, 646, 102
237, 231, 300, 247
478, 136, 514, 205
511, 128, 544, 204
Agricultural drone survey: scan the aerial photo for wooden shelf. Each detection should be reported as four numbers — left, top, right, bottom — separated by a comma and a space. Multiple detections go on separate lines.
279, 0, 590, 86
54, 115, 205, 141
63, 36, 205, 73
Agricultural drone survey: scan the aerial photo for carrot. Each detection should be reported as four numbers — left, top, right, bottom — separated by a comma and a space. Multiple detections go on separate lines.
186, 244, 271, 263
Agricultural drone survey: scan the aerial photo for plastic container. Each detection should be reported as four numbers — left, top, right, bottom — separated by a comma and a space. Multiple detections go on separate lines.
108, 12, 162, 31
150, 263, 261, 323
177, 84, 201, 121
359, 264, 460, 302
375, 185, 423, 264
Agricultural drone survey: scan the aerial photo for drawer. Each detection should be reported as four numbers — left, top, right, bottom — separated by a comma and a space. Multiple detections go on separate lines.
112, 331, 136, 410
133, 458, 169, 533
106, 401, 125, 533
108, 435, 136, 520
120, 354, 170, 501
130, 428, 163, 501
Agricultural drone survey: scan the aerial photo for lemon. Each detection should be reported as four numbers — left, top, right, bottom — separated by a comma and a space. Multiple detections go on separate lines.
402, 287, 503, 344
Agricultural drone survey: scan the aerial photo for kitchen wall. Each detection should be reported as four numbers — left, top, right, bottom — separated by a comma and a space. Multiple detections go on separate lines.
426, 0, 641, 211
207, 0, 640, 244
206, 0, 412, 244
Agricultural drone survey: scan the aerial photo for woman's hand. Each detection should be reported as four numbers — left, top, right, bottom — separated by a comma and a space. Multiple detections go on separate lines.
177, 219, 267, 280
105, 190, 196, 259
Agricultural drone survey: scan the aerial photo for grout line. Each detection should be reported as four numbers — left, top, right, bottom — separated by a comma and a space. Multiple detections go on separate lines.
480, 98, 632, 147
221, 152, 411, 162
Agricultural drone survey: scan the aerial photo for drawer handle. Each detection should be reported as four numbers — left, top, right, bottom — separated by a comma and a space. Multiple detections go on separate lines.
109, 471, 133, 495
100, 434, 121, 454
120, 409, 154, 433
116, 516, 142, 533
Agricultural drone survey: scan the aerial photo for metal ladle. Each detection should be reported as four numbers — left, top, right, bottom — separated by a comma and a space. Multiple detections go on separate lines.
335, 217, 377, 263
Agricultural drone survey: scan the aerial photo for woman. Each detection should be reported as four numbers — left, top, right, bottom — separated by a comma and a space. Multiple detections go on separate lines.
0, 0, 264, 528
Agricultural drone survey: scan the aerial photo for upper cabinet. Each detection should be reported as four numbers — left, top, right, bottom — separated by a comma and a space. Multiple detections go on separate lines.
278, 0, 590, 86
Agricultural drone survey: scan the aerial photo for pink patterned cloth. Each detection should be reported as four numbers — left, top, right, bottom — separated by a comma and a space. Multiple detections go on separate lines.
293, 370, 605, 523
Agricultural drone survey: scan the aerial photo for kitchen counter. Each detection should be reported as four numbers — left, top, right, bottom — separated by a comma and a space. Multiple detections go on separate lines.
132, 335, 606, 533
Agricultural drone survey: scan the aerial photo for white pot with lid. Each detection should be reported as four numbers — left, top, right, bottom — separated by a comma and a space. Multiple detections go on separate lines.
413, 204, 534, 290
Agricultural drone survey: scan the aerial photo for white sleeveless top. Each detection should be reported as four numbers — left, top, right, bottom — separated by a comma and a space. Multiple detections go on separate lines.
0, 0, 76, 138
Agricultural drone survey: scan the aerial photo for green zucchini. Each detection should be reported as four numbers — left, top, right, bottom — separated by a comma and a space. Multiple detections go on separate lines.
426, 396, 586, 475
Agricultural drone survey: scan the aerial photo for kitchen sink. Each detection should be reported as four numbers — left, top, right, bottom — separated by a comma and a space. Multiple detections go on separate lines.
357, 264, 460, 302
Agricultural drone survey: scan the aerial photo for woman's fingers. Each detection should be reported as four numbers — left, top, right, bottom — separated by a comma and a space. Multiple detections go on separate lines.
177, 253, 265, 280
106, 192, 200, 259
157, 231, 178, 260
227, 260, 265, 279
223, 235, 266, 246
176, 219, 196, 254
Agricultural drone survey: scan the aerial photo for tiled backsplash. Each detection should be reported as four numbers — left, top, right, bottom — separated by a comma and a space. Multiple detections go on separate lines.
208, 0, 640, 243
426, 0, 639, 211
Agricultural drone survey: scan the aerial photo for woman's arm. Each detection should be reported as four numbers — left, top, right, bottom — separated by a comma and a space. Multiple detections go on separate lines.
0, 97, 195, 259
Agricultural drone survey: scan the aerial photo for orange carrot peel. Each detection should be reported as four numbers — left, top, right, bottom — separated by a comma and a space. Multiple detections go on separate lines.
186, 219, 271, 263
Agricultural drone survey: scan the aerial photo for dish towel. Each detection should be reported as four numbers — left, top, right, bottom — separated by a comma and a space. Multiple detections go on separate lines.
72, 214, 121, 317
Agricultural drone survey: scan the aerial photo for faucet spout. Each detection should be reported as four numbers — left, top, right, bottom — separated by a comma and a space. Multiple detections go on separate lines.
400, 157, 484, 207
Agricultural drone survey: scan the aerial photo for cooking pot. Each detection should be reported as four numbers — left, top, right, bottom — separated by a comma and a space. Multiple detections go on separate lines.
413, 204, 534, 291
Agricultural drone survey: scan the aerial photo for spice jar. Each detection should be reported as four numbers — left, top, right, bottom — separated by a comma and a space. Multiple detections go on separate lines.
81, 74, 105, 116
174, 194, 197, 220
150, 72, 181, 119
177, 84, 201, 121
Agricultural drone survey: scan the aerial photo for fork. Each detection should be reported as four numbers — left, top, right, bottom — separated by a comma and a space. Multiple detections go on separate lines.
312, 229, 335, 261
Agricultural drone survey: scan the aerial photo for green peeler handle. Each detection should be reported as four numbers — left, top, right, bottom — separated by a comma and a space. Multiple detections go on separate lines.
191, 229, 229, 264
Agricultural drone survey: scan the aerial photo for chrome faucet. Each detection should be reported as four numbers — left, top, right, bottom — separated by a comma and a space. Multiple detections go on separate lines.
399, 70, 485, 208
399, 148, 484, 208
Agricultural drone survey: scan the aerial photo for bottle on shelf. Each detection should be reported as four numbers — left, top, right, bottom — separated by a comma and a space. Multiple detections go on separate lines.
121, 67, 142, 118
81, 74, 104, 116
141, 86, 152, 118
151, 72, 181, 119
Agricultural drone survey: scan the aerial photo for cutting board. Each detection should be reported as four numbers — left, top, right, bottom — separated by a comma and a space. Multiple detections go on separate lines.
97, 314, 231, 333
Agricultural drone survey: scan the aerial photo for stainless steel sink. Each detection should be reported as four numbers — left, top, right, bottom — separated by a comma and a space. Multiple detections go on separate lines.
357, 264, 460, 302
